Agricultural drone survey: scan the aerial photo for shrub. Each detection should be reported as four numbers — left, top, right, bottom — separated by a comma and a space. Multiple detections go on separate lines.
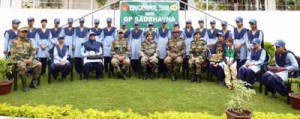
264, 41, 275, 65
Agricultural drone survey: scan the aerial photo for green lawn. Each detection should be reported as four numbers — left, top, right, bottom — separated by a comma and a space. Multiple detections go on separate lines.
0, 74, 299, 116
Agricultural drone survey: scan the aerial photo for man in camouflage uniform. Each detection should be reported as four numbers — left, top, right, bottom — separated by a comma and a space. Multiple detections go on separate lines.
164, 30, 186, 81
140, 33, 159, 80
111, 31, 131, 80
7, 27, 42, 92
189, 31, 207, 83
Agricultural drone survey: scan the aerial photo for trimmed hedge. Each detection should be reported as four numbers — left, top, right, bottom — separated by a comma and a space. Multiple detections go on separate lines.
0, 103, 299, 119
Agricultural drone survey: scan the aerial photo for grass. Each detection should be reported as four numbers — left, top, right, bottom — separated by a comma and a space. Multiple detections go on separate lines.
0, 74, 299, 116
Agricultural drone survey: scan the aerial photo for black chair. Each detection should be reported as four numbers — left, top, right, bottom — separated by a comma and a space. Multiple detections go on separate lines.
286, 69, 300, 104
137, 56, 159, 79
47, 46, 73, 84
255, 53, 271, 93
108, 57, 132, 78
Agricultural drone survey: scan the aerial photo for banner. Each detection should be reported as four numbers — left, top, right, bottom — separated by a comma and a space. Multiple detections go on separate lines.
120, 1, 179, 31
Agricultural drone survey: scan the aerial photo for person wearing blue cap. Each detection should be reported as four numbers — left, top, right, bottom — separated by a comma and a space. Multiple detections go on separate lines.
247, 19, 264, 50
221, 20, 232, 40
102, 17, 117, 73
156, 20, 171, 76
172, 22, 184, 39
183, 19, 195, 76
262, 40, 299, 97
233, 16, 249, 71
36, 18, 52, 76
81, 32, 104, 81
143, 22, 157, 42
196, 19, 208, 41
61, 18, 75, 59
207, 19, 220, 52
74, 18, 89, 75
238, 38, 266, 88
209, 32, 226, 85
52, 36, 72, 81
129, 21, 144, 73
50, 18, 62, 48
90, 19, 103, 43
27, 17, 38, 54
3, 19, 20, 58
120, 21, 130, 39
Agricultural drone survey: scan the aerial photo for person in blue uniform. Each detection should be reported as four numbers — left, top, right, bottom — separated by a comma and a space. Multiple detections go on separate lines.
173, 22, 184, 40
196, 19, 208, 41
207, 19, 220, 52
90, 19, 103, 43
27, 17, 38, 53
209, 32, 226, 85
238, 38, 266, 88
74, 18, 89, 75
61, 18, 75, 58
50, 18, 62, 48
157, 20, 171, 76
247, 19, 264, 50
233, 17, 249, 70
102, 17, 117, 73
129, 21, 144, 74
262, 40, 298, 96
52, 36, 72, 81
120, 21, 130, 40
221, 21, 232, 40
183, 20, 195, 77
143, 22, 157, 42
81, 32, 103, 81
36, 19, 52, 76
4, 19, 20, 58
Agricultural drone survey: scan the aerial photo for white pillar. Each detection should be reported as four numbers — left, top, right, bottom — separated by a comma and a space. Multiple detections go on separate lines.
206, 0, 208, 11
256, 0, 259, 10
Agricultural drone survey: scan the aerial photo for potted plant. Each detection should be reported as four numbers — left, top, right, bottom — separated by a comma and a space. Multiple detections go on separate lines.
0, 58, 12, 95
225, 80, 256, 119
288, 78, 300, 110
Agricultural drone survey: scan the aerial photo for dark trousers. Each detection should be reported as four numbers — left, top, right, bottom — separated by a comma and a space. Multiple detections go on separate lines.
269, 74, 287, 96
104, 57, 111, 73
83, 62, 103, 79
39, 58, 47, 75
158, 59, 167, 74
237, 59, 246, 71
52, 63, 72, 79
74, 58, 83, 74
209, 64, 225, 83
262, 73, 275, 94
238, 66, 255, 85
131, 59, 139, 73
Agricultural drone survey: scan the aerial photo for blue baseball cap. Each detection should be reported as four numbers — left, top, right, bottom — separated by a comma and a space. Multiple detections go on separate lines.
12, 19, 21, 24
252, 38, 261, 44
221, 21, 227, 26
249, 19, 257, 25
107, 17, 112, 23
41, 18, 47, 22
68, 18, 73, 23
235, 17, 243, 23
134, 21, 139, 26
186, 19, 192, 24
121, 21, 126, 26
148, 22, 153, 26
54, 18, 60, 24
210, 19, 216, 24
27, 17, 34, 22
162, 20, 167, 24
174, 22, 179, 26
58, 35, 64, 40
198, 19, 204, 23
217, 32, 224, 37
89, 31, 96, 36
79, 18, 85, 23
94, 19, 100, 24
274, 39, 286, 47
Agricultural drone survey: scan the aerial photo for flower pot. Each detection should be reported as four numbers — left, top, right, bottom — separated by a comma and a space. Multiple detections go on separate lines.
289, 93, 300, 110
225, 109, 252, 119
0, 80, 12, 95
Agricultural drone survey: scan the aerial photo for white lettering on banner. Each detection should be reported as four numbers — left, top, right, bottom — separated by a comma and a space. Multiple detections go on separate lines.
129, 5, 158, 11
123, 17, 133, 22
158, 5, 170, 11
145, 12, 155, 16
134, 16, 175, 22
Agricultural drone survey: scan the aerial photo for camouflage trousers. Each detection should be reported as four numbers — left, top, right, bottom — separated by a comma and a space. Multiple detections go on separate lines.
111, 56, 130, 73
140, 56, 158, 72
188, 56, 204, 75
8, 60, 42, 83
164, 56, 183, 72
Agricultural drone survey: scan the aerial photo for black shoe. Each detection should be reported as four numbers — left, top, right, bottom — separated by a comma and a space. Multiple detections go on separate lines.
23, 84, 29, 92
29, 80, 38, 89
150, 73, 154, 80
190, 75, 196, 82
196, 75, 201, 83
143, 74, 148, 80
120, 73, 127, 80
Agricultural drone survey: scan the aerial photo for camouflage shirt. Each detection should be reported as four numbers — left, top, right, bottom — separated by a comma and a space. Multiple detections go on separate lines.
8, 38, 35, 64
190, 39, 207, 58
140, 40, 158, 57
166, 37, 185, 56
111, 38, 130, 56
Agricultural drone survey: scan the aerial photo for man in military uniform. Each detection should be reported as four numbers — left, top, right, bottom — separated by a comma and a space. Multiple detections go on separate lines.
111, 31, 131, 80
164, 30, 186, 81
140, 33, 159, 80
7, 27, 42, 92
189, 31, 207, 83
